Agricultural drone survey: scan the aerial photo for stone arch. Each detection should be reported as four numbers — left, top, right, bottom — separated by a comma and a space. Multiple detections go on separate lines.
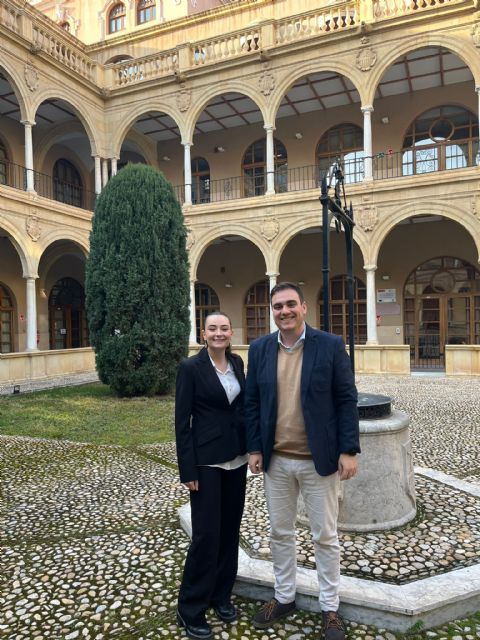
38, 230, 89, 259
370, 203, 480, 266
184, 84, 268, 143
188, 226, 271, 280
364, 35, 479, 107
274, 217, 369, 272
32, 90, 100, 156
0, 219, 32, 276
270, 61, 365, 122
34, 121, 92, 171
0, 61, 29, 122
111, 102, 183, 157
38, 240, 88, 293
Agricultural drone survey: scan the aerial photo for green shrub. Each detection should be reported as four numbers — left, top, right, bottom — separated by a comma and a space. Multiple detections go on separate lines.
86, 164, 190, 396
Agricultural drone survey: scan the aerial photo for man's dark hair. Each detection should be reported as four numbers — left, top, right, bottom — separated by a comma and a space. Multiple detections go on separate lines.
270, 281, 305, 304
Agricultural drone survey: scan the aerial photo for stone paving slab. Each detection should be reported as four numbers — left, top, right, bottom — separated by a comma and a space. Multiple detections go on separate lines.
1, 374, 480, 639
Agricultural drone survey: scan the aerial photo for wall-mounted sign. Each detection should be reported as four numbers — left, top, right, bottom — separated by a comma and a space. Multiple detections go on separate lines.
377, 288, 396, 303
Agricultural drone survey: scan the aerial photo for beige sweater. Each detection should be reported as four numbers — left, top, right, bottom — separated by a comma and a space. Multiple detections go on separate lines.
273, 343, 312, 458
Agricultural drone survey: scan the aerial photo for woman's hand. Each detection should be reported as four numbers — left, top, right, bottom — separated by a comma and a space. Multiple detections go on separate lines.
183, 480, 199, 491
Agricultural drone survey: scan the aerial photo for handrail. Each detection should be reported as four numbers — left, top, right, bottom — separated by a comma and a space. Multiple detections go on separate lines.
0, 159, 96, 211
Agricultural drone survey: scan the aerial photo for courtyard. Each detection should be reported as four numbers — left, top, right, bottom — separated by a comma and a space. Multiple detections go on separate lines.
0, 374, 479, 640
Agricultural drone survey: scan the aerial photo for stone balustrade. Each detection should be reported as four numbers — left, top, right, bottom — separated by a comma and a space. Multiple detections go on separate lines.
0, 0, 471, 90
275, 2, 359, 43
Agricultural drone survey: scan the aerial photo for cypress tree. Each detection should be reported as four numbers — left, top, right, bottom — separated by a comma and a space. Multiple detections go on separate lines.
85, 164, 190, 396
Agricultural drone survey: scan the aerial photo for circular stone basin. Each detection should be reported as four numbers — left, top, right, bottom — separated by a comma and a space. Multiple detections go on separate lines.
338, 408, 417, 531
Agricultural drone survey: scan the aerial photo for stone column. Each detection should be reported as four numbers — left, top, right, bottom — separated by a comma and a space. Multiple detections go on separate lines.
364, 264, 378, 345
362, 105, 374, 181
94, 156, 102, 194
264, 124, 275, 195
22, 121, 35, 192
25, 276, 38, 351
102, 159, 109, 187
189, 280, 198, 344
183, 142, 192, 205
111, 157, 118, 177
267, 271, 279, 333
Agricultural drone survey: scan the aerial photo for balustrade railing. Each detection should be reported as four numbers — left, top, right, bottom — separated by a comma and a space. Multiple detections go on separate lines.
275, 1, 358, 43
373, 0, 465, 21
0, 159, 96, 211
112, 50, 178, 86
0, 0, 471, 88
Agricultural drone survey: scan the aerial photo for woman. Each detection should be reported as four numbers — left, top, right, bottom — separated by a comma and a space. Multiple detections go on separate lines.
175, 311, 247, 640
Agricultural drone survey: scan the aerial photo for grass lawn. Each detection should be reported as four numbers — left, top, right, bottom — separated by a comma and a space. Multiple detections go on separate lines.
0, 383, 175, 446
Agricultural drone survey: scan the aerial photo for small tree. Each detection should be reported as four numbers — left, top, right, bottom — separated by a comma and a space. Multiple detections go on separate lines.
86, 164, 190, 396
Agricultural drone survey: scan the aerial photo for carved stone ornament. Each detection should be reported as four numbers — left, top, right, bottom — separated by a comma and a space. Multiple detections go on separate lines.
258, 64, 275, 97
176, 84, 191, 113
24, 63, 39, 92
472, 23, 480, 48
260, 217, 279, 241
186, 228, 195, 250
357, 205, 378, 232
26, 215, 41, 241
355, 47, 377, 72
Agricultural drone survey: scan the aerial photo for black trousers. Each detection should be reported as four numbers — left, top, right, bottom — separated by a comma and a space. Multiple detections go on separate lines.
178, 463, 247, 625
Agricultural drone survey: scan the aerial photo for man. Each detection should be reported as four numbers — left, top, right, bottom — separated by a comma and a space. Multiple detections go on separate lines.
245, 282, 360, 640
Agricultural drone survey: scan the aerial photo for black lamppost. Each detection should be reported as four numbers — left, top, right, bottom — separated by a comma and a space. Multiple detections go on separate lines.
319, 161, 356, 374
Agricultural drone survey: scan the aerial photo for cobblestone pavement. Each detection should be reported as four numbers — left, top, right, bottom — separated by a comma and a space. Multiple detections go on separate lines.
1, 374, 479, 639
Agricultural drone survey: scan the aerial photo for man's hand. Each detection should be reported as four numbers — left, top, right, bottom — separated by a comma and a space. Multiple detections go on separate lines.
183, 480, 199, 491
338, 454, 358, 481
248, 453, 264, 475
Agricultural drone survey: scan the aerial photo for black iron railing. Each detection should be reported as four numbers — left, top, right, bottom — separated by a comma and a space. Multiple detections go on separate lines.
0, 159, 96, 211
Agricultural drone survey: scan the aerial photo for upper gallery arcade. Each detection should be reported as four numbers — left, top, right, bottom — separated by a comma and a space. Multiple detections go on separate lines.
1, 0, 480, 373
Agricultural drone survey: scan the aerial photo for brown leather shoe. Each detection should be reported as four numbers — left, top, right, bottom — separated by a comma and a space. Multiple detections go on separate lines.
252, 598, 296, 629
321, 610, 346, 640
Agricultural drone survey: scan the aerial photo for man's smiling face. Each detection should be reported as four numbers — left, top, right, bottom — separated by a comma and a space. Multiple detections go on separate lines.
271, 288, 307, 337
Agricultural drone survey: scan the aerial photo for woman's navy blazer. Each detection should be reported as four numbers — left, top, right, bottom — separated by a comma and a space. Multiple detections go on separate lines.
175, 347, 246, 483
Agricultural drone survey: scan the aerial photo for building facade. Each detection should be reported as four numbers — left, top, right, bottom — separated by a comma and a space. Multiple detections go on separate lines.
1, 0, 480, 378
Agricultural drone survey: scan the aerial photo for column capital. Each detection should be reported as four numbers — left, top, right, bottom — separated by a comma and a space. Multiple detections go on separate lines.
182, 140, 193, 148
363, 264, 377, 272
23, 273, 39, 280
266, 271, 280, 278
20, 119, 36, 127
361, 105, 374, 114
476, 86, 480, 94
263, 123, 276, 132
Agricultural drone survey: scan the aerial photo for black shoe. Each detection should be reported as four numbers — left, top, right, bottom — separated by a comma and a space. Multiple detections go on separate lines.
213, 602, 237, 623
176, 610, 213, 640
321, 610, 346, 640
252, 598, 296, 629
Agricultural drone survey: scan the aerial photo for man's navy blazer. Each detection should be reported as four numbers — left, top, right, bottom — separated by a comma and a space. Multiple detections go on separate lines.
245, 324, 360, 476
175, 347, 246, 483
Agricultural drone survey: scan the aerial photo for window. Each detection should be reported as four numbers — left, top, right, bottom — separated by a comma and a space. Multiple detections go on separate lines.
0, 283, 14, 353
242, 138, 287, 196
191, 157, 210, 204
53, 159, 82, 207
195, 283, 220, 343
0, 141, 8, 185
244, 280, 270, 343
109, 3, 126, 33
402, 106, 479, 175
318, 275, 367, 345
316, 123, 364, 184
137, 0, 156, 24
